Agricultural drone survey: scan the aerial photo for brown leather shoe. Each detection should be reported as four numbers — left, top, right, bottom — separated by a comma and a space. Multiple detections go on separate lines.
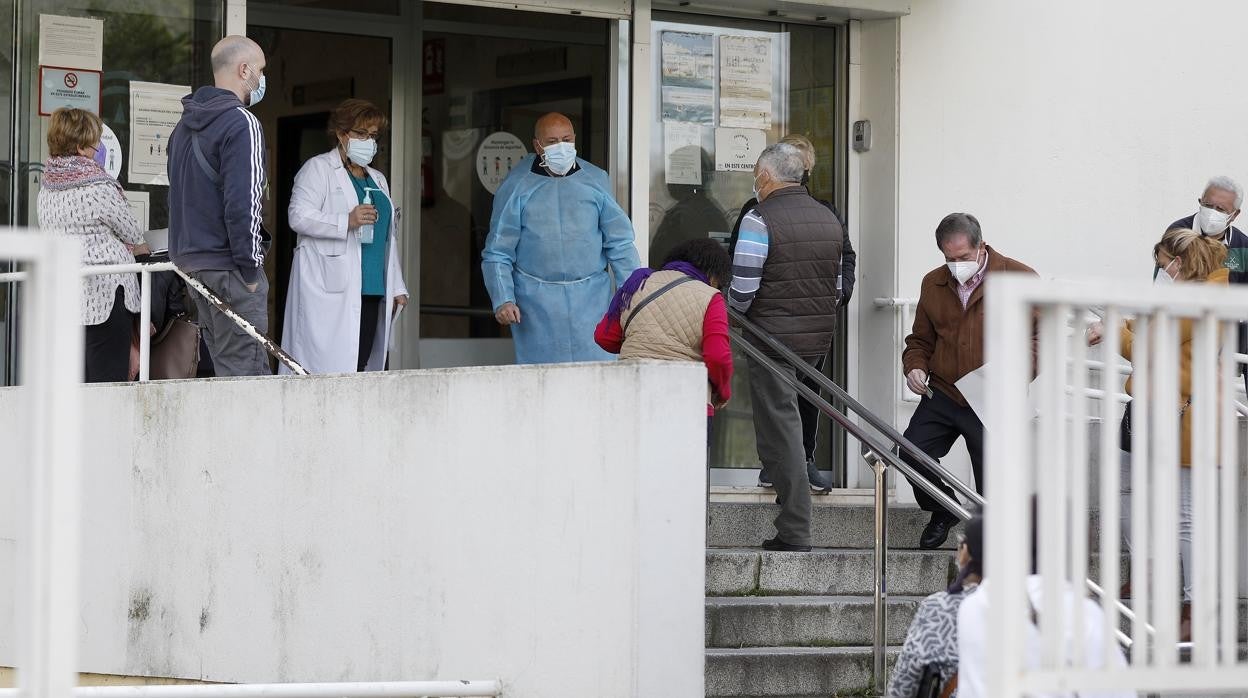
1180, 603, 1192, 643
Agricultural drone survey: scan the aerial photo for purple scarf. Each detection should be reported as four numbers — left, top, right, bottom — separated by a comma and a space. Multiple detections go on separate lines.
606, 261, 710, 321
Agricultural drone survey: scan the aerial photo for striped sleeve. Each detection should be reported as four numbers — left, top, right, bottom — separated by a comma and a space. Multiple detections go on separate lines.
728, 209, 768, 312
222, 107, 267, 283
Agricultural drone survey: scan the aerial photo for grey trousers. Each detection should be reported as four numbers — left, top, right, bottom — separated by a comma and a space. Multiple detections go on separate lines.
748, 354, 819, 546
188, 269, 271, 377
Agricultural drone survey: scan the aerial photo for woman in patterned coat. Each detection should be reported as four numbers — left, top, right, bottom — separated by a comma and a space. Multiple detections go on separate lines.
37, 108, 147, 382
888, 513, 982, 697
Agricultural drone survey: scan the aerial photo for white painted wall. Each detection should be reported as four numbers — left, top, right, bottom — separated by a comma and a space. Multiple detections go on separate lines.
0, 363, 706, 697
861, 0, 1248, 500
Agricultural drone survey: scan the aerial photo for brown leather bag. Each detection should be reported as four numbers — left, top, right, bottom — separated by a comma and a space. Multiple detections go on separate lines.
149, 315, 201, 380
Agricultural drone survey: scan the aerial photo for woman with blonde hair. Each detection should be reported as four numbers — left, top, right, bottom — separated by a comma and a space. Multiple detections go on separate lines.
1089, 226, 1228, 642
37, 107, 147, 382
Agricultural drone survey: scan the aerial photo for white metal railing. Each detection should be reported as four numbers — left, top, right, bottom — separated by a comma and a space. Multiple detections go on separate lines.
0, 261, 308, 379
0, 682, 503, 698
874, 297, 921, 403
985, 275, 1248, 697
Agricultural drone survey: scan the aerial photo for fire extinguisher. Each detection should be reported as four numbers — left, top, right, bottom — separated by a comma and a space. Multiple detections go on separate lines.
421, 112, 435, 208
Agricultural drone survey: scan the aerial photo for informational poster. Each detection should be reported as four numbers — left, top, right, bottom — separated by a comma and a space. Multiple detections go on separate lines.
38, 14, 104, 71
99, 124, 123, 179
660, 31, 714, 125
719, 35, 772, 130
123, 190, 150, 233
38, 66, 101, 116
664, 122, 702, 185
714, 127, 766, 172
128, 81, 188, 186
476, 131, 527, 195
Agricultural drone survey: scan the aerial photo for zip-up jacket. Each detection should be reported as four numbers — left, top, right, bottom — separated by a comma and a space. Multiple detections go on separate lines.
167, 87, 267, 283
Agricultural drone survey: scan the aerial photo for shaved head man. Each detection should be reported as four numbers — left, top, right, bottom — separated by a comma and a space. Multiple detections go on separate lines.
482, 112, 641, 364
166, 35, 273, 376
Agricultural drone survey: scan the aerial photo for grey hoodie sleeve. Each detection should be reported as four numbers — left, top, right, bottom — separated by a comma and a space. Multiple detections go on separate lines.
220, 107, 267, 284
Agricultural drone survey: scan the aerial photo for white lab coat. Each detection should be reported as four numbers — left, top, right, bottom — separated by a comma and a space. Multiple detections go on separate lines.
280, 150, 408, 374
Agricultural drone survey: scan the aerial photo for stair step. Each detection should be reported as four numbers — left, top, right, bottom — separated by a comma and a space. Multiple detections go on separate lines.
706, 548, 954, 597
706, 595, 922, 648
708, 502, 962, 550
705, 646, 897, 697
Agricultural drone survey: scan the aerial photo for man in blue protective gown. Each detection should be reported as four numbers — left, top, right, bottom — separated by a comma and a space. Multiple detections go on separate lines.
482, 112, 642, 364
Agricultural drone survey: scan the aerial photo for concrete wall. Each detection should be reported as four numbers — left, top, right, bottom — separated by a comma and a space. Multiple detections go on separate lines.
0, 362, 707, 697
858, 0, 1248, 497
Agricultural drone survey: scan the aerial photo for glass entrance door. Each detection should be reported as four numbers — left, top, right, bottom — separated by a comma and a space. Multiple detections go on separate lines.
416, 3, 612, 368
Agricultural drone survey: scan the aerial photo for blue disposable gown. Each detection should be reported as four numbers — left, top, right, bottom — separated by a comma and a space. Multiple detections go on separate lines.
482, 155, 642, 364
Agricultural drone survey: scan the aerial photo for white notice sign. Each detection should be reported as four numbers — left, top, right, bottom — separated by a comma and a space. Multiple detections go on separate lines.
714, 127, 767, 172
99, 124, 123, 179
476, 131, 527, 195
129, 81, 189, 186
38, 14, 104, 71
123, 190, 151, 233
664, 122, 702, 185
719, 35, 773, 130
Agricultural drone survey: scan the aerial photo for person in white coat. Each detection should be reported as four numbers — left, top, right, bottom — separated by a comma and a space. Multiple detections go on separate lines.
281, 99, 408, 374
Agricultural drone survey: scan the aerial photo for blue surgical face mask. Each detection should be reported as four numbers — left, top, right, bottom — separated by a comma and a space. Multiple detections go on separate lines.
345, 137, 377, 167
540, 141, 576, 175
246, 72, 266, 107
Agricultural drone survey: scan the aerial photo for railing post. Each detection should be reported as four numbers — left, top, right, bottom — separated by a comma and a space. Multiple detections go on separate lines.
871, 450, 889, 693
139, 269, 151, 382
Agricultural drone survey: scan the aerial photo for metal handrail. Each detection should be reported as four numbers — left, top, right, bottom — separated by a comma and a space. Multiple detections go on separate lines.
0, 261, 308, 378
728, 307, 983, 507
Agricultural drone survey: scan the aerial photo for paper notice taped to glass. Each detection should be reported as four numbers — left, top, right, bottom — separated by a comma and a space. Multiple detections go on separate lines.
954, 364, 1043, 432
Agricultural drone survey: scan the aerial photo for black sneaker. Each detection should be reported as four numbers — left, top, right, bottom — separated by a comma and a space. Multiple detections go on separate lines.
757, 468, 774, 488
807, 459, 833, 494
762, 536, 812, 552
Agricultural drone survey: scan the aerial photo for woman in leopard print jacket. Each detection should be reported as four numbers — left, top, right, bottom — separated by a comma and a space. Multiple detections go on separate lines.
37, 108, 146, 383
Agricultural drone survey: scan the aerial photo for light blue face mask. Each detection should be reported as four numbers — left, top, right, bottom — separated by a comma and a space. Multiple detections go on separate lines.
247, 72, 266, 107
540, 141, 576, 175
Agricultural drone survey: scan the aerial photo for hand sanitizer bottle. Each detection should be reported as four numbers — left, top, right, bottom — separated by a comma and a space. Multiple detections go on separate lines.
359, 188, 375, 245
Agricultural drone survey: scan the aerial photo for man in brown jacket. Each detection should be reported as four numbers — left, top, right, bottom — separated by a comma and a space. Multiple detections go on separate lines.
901, 212, 1037, 549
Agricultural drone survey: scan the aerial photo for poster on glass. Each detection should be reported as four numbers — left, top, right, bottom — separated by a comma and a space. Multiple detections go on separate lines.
660, 31, 714, 125
719, 35, 772, 130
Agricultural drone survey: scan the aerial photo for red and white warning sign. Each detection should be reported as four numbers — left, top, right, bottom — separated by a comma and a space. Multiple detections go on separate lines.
39, 65, 102, 116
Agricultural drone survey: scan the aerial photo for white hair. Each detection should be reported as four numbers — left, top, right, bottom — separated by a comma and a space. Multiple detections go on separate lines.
756, 143, 806, 183
1205, 175, 1244, 209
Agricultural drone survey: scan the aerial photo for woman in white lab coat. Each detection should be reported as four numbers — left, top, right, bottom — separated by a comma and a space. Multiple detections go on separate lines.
281, 99, 408, 374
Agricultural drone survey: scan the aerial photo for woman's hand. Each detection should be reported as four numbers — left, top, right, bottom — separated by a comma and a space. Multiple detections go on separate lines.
349, 204, 378, 230
130, 243, 151, 257
1086, 321, 1104, 346
393, 294, 408, 314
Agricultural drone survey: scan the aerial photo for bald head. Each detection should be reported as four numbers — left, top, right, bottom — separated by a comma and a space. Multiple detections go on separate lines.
533, 112, 575, 156
211, 36, 265, 103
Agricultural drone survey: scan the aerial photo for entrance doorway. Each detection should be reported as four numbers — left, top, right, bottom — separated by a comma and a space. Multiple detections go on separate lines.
246, 26, 393, 345
416, 3, 613, 368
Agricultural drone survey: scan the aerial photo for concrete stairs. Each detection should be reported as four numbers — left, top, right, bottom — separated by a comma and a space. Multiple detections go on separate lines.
705, 499, 957, 698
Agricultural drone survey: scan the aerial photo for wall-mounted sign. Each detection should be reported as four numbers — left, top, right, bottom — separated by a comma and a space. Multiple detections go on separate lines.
714, 127, 766, 172
476, 131, 527, 195
38, 66, 101, 116
99, 123, 123, 179
38, 14, 103, 71
128, 81, 189, 186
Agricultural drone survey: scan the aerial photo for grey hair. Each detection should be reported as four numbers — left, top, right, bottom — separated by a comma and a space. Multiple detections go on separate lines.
935, 212, 983, 249
756, 143, 806, 183
1204, 175, 1244, 209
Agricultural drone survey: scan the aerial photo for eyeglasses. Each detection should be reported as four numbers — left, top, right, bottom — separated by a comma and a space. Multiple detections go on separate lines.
349, 128, 382, 141
1198, 198, 1236, 215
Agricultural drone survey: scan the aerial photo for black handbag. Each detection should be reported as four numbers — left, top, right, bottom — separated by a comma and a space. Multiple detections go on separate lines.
149, 314, 201, 380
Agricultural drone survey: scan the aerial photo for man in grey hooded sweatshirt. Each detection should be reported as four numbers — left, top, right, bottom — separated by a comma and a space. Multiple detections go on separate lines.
168, 35, 271, 376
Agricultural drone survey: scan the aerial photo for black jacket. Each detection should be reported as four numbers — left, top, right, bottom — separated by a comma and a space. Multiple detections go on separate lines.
730, 195, 855, 305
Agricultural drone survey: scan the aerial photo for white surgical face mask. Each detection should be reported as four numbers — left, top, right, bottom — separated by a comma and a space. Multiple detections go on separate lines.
947, 247, 984, 285
245, 70, 266, 107
345, 137, 377, 167
1197, 205, 1232, 236
752, 174, 762, 201
1154, 258, 1177, 285
540, 141, 576, 175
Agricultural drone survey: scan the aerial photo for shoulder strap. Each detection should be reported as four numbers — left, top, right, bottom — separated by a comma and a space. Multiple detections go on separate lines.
622, 275, 695, 334
191, 132, 222, 188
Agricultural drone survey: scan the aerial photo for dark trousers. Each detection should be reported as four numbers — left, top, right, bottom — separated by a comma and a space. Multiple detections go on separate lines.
900, 388, 984, 517
188, 269, 271, 376
358, 295, 383, 372
84, 286, 132, 383
748, 354, 822, 545
796, 354, 827, 462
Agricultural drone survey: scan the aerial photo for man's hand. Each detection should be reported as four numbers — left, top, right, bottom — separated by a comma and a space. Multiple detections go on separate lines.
349, 204, 378, 230
1086, 321, 1104, 346
245, 282, 259, 293
495, 302, 521, 326
713, 397, 730, 411
393, 294, 409, 314
906, 368, 930, 397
